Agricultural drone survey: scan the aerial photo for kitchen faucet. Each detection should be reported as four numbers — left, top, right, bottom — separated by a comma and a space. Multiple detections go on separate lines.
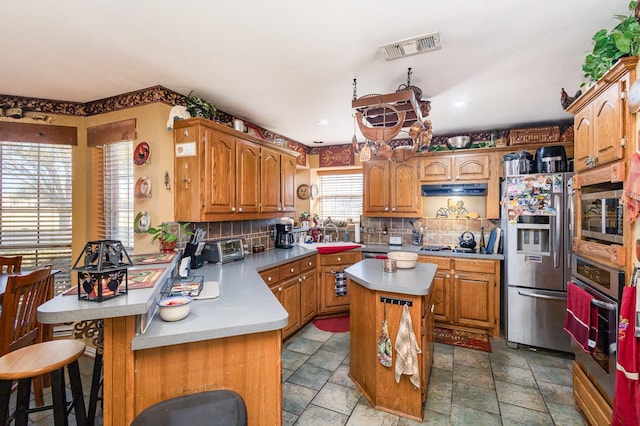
323, 223, 339, 243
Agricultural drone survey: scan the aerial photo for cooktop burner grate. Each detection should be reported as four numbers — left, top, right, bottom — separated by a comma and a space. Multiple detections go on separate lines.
420, 245, 451, 252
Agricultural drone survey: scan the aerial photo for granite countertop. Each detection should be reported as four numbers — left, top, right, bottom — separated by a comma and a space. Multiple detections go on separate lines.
38, 246, 320, 351
345, 259, 437, 296
359, 244, 504, 260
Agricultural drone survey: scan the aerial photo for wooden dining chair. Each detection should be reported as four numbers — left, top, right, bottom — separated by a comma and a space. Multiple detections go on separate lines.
0, 265, 53, 406
0, 256, 22, 274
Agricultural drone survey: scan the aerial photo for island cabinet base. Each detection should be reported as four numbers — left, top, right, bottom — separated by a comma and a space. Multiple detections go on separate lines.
102, 316, 283, 426
348, 280, 433, 421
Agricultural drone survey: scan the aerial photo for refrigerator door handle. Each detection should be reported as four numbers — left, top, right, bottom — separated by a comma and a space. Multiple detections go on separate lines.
517, 289, 567, 301
553, 194, 560, 268
567, 183, 573, 271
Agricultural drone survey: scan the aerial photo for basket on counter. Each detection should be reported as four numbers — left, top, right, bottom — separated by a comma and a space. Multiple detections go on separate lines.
508, 126, 560, 146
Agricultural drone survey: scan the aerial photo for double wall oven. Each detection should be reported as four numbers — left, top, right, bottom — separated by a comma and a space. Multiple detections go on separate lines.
571, 170, 626, 404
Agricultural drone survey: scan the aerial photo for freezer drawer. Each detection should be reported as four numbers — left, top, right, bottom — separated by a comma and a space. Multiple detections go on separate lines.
506, 286, 571, 353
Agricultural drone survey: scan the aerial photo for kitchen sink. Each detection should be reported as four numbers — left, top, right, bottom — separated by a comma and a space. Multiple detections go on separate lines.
297, 242, 363, 254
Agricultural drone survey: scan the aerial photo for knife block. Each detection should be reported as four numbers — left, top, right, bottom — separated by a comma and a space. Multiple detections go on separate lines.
184, 242, 203, 269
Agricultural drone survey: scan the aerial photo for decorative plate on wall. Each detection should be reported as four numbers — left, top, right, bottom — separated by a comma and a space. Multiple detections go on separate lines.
296, 184, 311, 200
134, 142, 150, 166
310, 184, 319, 200
134, 211, 150, 234
134, 176, 152, 199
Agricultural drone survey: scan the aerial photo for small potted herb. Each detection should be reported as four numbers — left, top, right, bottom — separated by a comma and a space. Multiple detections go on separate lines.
147, 222, 192, 253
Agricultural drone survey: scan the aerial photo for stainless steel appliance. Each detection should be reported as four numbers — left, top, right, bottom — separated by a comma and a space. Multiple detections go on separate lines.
202, 239, 245, 264
275, 224, 295, 249
579, 182, 623, 245
570, 256, 625, 403
503, 172, 573, 352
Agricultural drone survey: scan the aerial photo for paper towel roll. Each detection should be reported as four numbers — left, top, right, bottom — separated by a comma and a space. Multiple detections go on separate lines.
354, 221, 361, 243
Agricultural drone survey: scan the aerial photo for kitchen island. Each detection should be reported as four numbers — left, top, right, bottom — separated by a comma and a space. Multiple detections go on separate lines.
38, 246, 316, 426
345, 259, 437, 421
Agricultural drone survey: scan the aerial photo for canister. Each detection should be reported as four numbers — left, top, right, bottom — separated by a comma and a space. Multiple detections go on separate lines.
383, 258, 396, 273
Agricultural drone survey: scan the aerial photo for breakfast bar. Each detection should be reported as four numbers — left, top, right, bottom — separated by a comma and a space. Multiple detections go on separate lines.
37, 247, 315, 426
345, 258, 437, 421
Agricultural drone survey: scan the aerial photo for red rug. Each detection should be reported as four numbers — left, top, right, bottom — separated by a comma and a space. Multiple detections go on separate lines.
434, 326, 491, 352
313, 315, 350, 333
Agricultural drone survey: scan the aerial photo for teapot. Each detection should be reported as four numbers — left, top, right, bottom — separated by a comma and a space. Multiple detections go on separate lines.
459, 231, 476, 249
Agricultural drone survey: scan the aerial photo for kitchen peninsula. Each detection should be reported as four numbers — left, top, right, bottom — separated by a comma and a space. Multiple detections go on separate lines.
345, 259, 436, 421
37, 246, 318, 426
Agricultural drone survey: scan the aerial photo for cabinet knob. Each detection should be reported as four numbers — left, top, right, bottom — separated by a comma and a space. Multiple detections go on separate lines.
391, 208, 396, 212
299, 277, 302, 282
337, 257, 341, 261
456, 176, 460, 179
279, 286, 282, 292
447, 176, 451, 180
231, 207, 236, 212
308, 261, 312, 266
384, 207, 389, 211
267, 277, 272, 282
431, 304, 435, 312
454, 274, 459, 279
238, 207, 243, 212
290, 268, 294, 273
446, 274, 450, 278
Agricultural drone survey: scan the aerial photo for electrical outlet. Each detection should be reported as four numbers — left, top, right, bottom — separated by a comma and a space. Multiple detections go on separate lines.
270, 227, 276, 238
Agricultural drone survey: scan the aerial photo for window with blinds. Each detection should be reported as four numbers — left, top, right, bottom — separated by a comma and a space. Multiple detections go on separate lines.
0, 141, 73, 293
318, 172, 363, 221
94, 141, 133, 250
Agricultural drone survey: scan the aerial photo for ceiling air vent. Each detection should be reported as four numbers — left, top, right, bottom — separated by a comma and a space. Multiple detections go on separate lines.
379, 32, 441, 61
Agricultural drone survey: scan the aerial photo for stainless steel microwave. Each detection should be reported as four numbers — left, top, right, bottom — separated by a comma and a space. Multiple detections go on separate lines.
579, 183, 622, 245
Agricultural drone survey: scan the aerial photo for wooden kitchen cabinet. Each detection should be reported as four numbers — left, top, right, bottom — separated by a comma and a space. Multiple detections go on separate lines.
568, 56, 636, 172
418, 255, 500, 336
419, 153, 490, 182
363, 158, 421, 217
318, 251, 361, 315
259, 254, 317, 339
173, 117, 298, 222
573, 360, 612, 425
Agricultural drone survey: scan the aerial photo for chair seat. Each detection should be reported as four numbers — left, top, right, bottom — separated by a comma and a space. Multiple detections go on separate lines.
132, 389, 247, 426
0, 340, 85, 380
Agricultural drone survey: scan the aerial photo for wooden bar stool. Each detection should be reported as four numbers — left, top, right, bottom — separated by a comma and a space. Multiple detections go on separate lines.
0, 340, 87, 426
0, 256, 21, 274
131, 390, 247, 426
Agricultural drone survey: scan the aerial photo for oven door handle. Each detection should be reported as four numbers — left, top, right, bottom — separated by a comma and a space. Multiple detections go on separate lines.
517, 289, 567, 301
591, 299, 617, 311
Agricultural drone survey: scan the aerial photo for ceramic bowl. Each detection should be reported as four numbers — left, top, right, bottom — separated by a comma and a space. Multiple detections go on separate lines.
157, 295, 192, 321
386, 251, 418, 269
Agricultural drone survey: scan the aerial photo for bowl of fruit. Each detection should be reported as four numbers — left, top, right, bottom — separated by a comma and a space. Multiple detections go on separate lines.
157, 295, 193, 321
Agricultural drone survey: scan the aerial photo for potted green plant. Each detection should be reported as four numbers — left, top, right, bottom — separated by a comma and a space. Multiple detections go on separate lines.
582, 1, 640, 86
147, 222, 192, 253
185, 91, 217, 120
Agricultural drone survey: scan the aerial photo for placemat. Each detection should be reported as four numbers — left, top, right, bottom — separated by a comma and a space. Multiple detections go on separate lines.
129, 252, 177, 265
63, 267, 166, 296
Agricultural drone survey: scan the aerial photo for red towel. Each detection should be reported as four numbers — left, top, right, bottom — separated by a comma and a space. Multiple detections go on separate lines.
564, 282, 595, 353
315, 245, 361, 255
622, 152, 640, 223
613, 285, 640, 425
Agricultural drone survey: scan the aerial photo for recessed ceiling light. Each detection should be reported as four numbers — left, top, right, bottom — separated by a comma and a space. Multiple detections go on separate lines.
313, 141, 324, 144
316, 119, 329, 126
453, 101, 469, 107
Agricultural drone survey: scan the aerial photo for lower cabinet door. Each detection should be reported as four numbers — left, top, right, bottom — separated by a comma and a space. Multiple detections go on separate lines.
300, 271, 317, 324
281, 276, 301, 338
454, 272, 495, 330
320, 266, 350, 314
431, 271, 451, 323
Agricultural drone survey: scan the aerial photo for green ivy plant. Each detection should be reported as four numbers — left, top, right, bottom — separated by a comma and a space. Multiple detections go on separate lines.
185, 91, 217, 120
582, 1, 640, 86
147, 222, 191, 243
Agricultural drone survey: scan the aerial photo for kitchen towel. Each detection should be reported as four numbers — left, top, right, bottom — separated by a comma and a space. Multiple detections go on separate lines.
377, 319, 392, 367
334, 271, 347, 297
563, 282, 595, 353
622, 152, 640, 223
394, 304, 421, 388
613, 284, 640, 425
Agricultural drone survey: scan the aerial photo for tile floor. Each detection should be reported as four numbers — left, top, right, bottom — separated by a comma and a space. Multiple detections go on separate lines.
281, 322, 587, 425
16, 322, 586, 425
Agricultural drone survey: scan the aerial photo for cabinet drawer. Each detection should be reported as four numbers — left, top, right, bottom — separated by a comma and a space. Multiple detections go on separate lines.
259, 267, 280, 285
320, 252, 358, 266
418, 255, 451, 270
453, 258, 495, 274
279, 261, 301, 280
300, 255, 317, 272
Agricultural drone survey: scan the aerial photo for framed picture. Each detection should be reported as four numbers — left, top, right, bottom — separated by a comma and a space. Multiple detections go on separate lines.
245, 123, 265, 140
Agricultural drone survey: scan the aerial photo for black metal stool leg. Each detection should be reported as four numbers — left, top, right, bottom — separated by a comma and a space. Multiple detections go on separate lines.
87, 351, 102, 426
67, 360, 87, 426
0, 380, 11, 424
14, 378, 31, 426
50, 367, 68, 426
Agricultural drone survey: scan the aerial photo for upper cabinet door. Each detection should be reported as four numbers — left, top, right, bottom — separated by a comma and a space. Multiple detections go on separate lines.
419, 157, 452, 182
280, 153, 297, 213
363, 160, 390, 213
261, 147, 282, 212
390, 160, 420, 214
452, 154, 490, 181
593, 82, 625, 167
573, 106, 593, 172
236, 139, 260, 214
204, 128, 236, 214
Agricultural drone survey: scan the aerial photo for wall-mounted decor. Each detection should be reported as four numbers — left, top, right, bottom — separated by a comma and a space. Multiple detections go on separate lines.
134, 176, 152, 199
134, 142, 150, 165
296, 184, 311, 200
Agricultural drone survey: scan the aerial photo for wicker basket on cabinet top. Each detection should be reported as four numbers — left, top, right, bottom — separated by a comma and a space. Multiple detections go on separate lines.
508, 126, 560, 146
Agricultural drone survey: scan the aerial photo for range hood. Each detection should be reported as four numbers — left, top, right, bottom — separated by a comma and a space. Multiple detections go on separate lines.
421, 183, 488, 196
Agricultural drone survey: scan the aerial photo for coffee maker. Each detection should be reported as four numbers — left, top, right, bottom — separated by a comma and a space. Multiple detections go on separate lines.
275, 224, 295, 249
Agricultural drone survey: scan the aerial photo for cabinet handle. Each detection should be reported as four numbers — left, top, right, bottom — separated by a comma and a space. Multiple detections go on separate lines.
391, 207, 396, 212
299, 277, 302, 282
456, 176, 460, 179
621, 136, 627, 148
454, 274, 459, 279
267, 277, 272, 282
279, 286, 282, 292
231, 207, 236, 212
337, 257, 341, 261
238, 207, 243, 212
290, 268, 294, 273
447, 176, 451, 180
308, 261, 312, 266
431, 304, 435, 312
445, 274, 450, 278
384, 207, 389, 211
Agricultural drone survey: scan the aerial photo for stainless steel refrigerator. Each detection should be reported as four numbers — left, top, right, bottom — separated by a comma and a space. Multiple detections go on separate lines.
502, 172, 573, 352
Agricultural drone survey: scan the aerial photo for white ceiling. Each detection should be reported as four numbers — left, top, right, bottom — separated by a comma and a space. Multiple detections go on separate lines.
0, 0, 630, 146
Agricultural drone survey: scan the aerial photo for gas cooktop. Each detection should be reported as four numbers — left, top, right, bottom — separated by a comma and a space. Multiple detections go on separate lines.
419, 245, 477, 254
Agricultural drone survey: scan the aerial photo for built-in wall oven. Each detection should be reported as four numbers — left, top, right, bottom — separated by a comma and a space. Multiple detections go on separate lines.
571, 255, 625, 403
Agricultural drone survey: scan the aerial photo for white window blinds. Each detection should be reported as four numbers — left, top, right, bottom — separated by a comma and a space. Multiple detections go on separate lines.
96, 141, 133, 250
0, 141, 73, 293
318, 172, 363, 221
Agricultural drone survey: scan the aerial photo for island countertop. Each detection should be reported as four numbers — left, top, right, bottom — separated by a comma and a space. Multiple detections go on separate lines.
38, 246, 321, 351
345, 258, 437, 296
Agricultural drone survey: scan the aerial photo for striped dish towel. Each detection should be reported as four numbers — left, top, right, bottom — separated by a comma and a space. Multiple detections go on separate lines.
394, 304, 422, 388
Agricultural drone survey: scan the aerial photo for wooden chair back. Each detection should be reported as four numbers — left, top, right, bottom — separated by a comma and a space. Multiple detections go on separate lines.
0, 256, 22, 274
0, 265, 52, 356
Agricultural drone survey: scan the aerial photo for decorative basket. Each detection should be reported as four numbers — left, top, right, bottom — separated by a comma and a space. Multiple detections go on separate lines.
508, 126, 560, 146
